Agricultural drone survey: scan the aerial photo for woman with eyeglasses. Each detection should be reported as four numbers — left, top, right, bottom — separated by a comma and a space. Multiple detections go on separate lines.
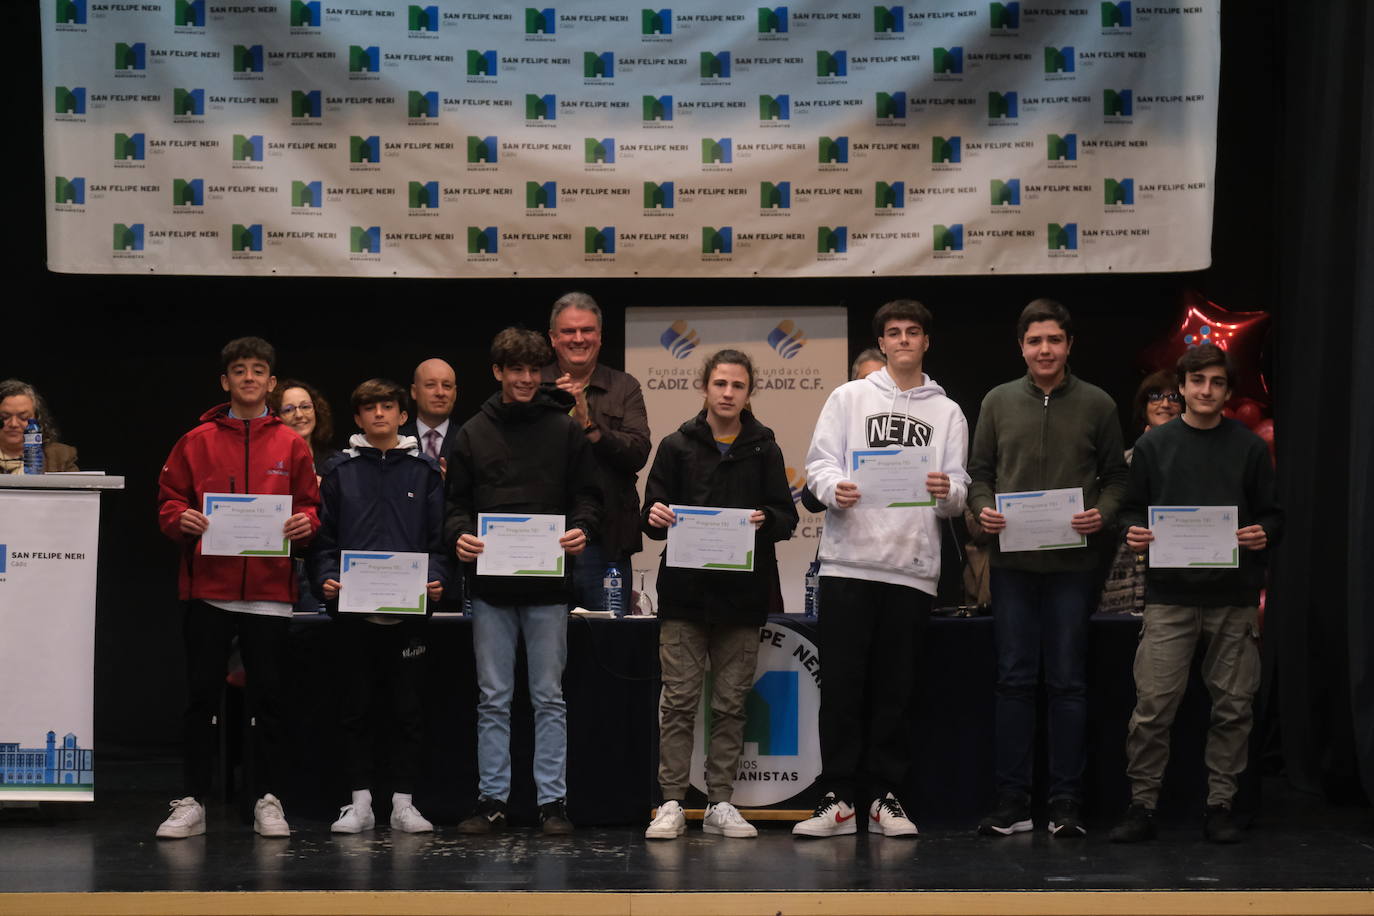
0, 379, 78, 474
269, 380, 341, 613
1099, 370, 1185, 614
269, 380, 341, 478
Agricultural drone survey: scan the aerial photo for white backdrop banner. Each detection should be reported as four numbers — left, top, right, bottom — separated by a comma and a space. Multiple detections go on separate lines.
626, 305, 844, 613
42, 1, 1219, 277
0, 491, 99, 802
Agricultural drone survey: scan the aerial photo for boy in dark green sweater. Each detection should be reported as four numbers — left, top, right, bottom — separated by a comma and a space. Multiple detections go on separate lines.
1109, 344, 1282, 844
969, 299, 1128, 838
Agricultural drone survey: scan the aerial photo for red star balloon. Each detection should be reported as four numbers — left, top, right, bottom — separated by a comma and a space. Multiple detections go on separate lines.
1146, 292, 1272, 404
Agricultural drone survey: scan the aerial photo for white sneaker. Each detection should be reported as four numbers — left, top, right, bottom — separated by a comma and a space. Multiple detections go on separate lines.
390, 804, 434, 834
155, 797, 205, 839
645, 800, 687, 840
330, 803, 375, 834
703, 801, 758, 838
253, 793, 290, 837
792, 793, 857, 837
869, 792, 919, 837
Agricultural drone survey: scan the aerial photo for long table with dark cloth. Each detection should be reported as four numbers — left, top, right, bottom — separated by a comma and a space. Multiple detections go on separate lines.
268, 613, 1220, 827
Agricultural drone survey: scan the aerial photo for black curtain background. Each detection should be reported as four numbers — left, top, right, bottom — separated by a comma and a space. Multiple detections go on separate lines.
8, 0, 1369, 804
1268, 0, 1374, 805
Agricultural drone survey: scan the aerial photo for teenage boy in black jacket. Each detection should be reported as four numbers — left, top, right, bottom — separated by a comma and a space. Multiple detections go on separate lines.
1109, 344, 1282, 844
445, 328, 601, 835
310, 378, 449, 835
641, 349, 798, 841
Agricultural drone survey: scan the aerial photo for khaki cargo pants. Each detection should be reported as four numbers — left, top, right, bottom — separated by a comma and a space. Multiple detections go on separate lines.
1124, 603, 1261, 808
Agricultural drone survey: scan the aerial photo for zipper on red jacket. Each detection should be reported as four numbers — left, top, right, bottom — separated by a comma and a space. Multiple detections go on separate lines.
240, 417, 251, 601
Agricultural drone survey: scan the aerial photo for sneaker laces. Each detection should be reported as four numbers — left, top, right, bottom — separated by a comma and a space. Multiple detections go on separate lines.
710, 802, 747, 826
257, 797, 286, 824
394, 805, 429, 827
876, 795, 908, 820
651, 802, 682, 827
166, 798, 198, 819
810, 794, 841, 817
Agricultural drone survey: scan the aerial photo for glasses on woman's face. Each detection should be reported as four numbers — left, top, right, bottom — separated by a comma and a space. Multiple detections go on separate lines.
279, 403, 315, 418
1146, 391, 1183, 405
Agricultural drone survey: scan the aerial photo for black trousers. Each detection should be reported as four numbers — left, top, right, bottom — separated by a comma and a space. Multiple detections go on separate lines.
182, 600, 288, 800
333, 615, 427, 794
817, 576, 931, 805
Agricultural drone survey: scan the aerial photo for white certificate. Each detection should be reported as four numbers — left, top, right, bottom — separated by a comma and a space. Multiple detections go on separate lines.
666, 505, 756, 571
338, 550, 428, 615
1148, 506, 1239, 568
996, 487, 1086, 552
201, 492, 292, 557
476, 513, 566, 577
847, 446, 935, 508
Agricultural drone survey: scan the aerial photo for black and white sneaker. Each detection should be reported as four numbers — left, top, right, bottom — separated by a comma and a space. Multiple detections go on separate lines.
792, 793, 857, 837
539, 798, 574, 835
456, 796, 507, 834
868, 792, 918, 837
1047, 797, 1086, 838
977, 792, 1032, 836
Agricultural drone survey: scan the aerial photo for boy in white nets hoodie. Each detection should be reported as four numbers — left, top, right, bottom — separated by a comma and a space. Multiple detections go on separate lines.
795, 299, 969, 839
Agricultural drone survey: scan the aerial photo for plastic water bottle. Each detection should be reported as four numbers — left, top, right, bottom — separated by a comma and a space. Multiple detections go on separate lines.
23, 419, 44, 475
603, 564, 625, 618
804, 557, 821, 618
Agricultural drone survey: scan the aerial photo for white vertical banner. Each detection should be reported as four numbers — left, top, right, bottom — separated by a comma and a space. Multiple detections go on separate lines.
626, 306, 845, 613
0, 491, 99, 801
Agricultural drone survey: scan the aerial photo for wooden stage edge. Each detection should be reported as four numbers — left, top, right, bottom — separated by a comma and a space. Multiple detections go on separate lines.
2, 890, 1372, 916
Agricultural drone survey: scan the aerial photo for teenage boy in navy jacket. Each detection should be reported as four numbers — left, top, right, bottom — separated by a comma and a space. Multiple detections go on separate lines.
310, 378, 450, 835
155, 337, 320, 839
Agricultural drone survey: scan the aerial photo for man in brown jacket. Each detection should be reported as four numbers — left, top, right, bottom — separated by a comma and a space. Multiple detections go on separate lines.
541, 292, 651, 610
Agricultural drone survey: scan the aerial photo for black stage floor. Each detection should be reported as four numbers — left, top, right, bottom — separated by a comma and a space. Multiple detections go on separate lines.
1, 762, 1372, 896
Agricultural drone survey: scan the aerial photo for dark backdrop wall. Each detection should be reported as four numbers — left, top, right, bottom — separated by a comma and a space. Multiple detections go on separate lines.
9, 1, 1304, 764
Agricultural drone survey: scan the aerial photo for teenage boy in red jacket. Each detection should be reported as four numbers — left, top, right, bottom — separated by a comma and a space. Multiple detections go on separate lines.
155, 337, 320, 839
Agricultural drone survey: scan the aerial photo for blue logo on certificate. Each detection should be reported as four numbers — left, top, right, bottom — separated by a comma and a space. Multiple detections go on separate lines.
0, 545, 6, 574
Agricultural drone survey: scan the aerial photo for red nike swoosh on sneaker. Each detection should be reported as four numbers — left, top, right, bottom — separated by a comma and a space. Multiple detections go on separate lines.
871, 811, 882, 822
836, 811, 855, 823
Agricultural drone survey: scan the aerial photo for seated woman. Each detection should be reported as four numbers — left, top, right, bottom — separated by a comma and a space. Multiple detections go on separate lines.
269, 379, 341, 477
0, 379, 77, 474
1097, 369, 1184, 614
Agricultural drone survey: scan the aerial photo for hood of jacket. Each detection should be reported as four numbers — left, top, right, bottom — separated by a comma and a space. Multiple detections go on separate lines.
343, 433, 421, 458
676, 408, 776, 451
477, 385, 576, 424
862, 366, 950, 408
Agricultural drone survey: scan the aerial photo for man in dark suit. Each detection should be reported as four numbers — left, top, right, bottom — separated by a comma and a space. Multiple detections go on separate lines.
401, 358, 458, 472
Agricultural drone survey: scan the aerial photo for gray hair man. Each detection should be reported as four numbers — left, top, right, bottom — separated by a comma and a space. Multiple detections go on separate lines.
542, 292, 651, 610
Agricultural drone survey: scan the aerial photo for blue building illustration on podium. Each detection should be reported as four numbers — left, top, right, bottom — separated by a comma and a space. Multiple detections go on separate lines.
0, 731, 94, 787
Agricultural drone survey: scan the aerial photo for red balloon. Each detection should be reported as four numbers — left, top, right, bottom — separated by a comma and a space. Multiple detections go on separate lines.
1231, 398, 1264, 429
1253, 418, 1275, 463
1144, 292, 1271, 404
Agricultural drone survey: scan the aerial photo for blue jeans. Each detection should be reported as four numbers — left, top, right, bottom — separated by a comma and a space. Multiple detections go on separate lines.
990, 566, 1097, 802
571, 540, 629, 611
470, 598, 569, 805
